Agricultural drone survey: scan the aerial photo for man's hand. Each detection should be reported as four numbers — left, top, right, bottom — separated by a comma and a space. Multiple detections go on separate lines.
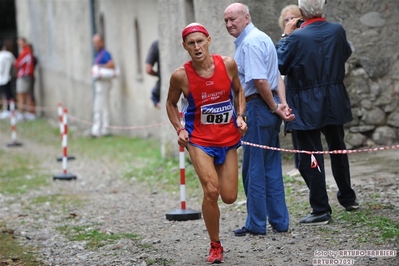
236, 116, 248, 136
177, 129, 189, 147
275, 103, 295, 122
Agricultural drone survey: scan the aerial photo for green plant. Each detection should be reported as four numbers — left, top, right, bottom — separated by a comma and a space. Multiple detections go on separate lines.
370, 193, 380, 198
29, 194, 84, 213
337, 208, 399, 243
56, 225, 140, 249
0, 223, 44, 265
10, 118, 61, 144
123, 152, 201, 195
0, 150, 48, 195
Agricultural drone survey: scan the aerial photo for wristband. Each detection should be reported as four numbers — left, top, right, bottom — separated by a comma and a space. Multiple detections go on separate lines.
177, 128, 186, 135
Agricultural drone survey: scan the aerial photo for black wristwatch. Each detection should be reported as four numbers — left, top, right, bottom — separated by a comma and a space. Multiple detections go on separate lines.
237, 114, 247, 122
281, 33, 289, 38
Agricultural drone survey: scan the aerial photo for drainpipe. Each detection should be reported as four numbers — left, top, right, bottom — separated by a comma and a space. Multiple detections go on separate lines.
89, 0, 96, 59
89, 0, 96, 102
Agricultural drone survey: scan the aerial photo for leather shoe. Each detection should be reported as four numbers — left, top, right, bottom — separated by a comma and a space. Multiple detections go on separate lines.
234, 227, 265, 237
345, 200, 360, 211
300, 212, 331, 225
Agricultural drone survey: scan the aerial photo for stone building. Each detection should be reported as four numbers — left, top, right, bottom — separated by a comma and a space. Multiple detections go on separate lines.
14, 0, 399, 157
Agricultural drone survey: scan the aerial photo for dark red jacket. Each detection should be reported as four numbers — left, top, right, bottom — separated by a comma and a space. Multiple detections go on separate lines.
15, 46, 34, 77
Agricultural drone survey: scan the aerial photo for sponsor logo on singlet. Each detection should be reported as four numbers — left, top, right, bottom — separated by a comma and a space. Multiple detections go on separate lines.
201, 90, 226, 102
200, 99, 233, 124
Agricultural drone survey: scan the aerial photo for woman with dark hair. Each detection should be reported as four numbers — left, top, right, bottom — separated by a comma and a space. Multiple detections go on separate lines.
14, 37, 35, 120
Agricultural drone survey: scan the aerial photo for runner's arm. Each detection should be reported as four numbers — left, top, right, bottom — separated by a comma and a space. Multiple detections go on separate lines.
166, 68, 189, 146
223, 56, 247, 135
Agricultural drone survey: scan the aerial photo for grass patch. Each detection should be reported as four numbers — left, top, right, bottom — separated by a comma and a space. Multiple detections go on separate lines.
56, 225, 140, 249
30, 194, 83, 206
336, 206, 399, 244
69, 134, 205, 195
69, 135, 160, 162
28, 194, 84, 213
123, 155, 200, 193
0, 122, 50, 264
7, 118, 61, 145
0, 223, 44, 265
0, 150, 48, 195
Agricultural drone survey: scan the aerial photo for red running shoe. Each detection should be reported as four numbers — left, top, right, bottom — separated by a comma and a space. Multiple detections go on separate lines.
207, 241, 224, 264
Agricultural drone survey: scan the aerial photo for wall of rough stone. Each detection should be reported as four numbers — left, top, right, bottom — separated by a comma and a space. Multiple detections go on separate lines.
325, 1, 399, 148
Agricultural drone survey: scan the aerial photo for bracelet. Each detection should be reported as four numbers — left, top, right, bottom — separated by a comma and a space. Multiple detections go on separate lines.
237, 114, 247, 122
177, 128, 186, 135
270, 103, 279, 113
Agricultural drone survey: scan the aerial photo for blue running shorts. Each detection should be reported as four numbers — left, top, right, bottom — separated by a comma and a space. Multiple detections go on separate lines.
190, 141, 241, 165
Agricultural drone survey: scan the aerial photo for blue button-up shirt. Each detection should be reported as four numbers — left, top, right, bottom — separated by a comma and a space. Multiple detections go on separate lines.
234, 23, 279, 97
94, 48, 112, 65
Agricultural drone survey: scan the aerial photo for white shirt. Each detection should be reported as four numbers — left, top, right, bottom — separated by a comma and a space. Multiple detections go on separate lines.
0, 50, 15, 85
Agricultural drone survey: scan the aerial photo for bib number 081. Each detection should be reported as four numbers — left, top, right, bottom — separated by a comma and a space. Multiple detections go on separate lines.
206, 112, 229, 124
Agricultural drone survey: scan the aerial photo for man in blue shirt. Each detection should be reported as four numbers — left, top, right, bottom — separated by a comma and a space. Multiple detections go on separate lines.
276, 0, 358, 225
91, 33, 115, 137
145, 40, 161, 109
224, 2, 294, 236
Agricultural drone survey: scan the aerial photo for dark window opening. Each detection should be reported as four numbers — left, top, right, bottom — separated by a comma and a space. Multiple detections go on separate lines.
134, 18, 143, 81
0, 0, 18, 56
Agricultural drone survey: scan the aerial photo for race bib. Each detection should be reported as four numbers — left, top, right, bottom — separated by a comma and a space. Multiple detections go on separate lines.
200, 100, 233, 124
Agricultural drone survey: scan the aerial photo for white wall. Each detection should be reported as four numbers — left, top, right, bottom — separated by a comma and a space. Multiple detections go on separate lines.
15, 0, 161, 138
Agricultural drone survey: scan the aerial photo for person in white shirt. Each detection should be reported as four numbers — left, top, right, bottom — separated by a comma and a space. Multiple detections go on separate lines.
0, 39, 16, 119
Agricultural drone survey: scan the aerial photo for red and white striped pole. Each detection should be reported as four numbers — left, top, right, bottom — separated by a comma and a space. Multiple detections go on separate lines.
7, 99, 22, 147
179, 142, 186, 210
165, 112, 201, 221
62, 108, 69, 173
53, 108, 76, 180
56, 103, 75, 162
58, 103, 63, 135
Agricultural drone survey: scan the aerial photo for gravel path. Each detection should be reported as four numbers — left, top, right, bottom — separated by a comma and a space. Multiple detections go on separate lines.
0, 127, 398, 266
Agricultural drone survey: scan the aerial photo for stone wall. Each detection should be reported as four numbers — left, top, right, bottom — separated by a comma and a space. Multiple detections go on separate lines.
325, 1, 399, 148
259, 0, 399, 149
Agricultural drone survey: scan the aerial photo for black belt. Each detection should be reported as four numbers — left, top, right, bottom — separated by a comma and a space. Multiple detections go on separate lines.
245, 91, 277, 102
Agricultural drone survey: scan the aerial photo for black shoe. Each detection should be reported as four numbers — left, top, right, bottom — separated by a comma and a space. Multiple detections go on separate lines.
233, 227, 265, 237
272, 227, 288, 233
300, 212, 331, 225
345, 200, 360, 211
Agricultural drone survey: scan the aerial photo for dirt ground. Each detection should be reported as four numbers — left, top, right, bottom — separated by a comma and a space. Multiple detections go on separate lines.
0, 125, 398, 266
